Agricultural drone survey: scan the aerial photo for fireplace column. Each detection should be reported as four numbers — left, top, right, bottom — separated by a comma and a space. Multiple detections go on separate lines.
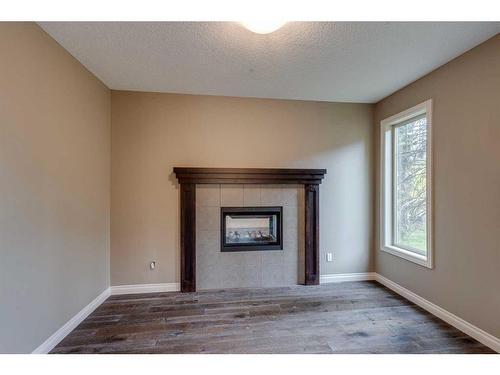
180, 183, 196, 292
304, 184, 320, 285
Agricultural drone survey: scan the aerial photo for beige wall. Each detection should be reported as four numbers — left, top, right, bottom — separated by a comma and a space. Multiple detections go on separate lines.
374, 35, 500, 338
111, 92, 374, 286
0, 23, 111, 353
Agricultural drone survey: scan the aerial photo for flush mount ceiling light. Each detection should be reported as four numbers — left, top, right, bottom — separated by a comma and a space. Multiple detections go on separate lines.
240, 20, 287, 34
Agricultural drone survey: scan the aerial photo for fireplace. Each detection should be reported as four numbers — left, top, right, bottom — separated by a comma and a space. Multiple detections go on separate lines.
173, 167, 326, 292
221, 207, 283, 252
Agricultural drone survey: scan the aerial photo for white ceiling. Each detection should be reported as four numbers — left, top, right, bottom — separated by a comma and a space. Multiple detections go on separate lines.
39, 22, 499, 103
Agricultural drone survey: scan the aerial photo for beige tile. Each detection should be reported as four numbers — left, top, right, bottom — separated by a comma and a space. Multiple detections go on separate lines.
222, 264, 261, 288
197, 264, 222, 290
197, 251, 220, 268
196, 228, 220, 250
243, 185, 261, 206
284, 225, 300, 244
261, 250, 284, 266
196, 185, 220, 207
195, 185, 305, 290
283, 261, 299, 285
284, 205, 299, 230
260, 185, 283, 206
219, 251, 261, 268
262, 263, 285, 287
283, 243, 299, 264
197, 230, 221, 271
221, 184, 244, 206
196, 206, 219, 231
283, 231, 299, 250
282, 186, 302, 207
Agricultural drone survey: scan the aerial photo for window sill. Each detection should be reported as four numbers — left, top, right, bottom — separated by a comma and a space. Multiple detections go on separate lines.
381, 245, 433, 269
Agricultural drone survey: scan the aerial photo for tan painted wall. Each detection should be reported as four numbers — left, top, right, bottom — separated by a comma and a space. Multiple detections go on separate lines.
374, 35, 500, 338
111, 92, 374, 286
0, 23, 111, 353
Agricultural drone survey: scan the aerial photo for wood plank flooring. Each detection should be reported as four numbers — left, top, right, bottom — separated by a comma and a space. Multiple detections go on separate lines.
51, 281, 495, 354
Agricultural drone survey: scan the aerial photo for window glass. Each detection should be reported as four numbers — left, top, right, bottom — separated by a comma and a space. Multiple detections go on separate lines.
393, 115, 427, 255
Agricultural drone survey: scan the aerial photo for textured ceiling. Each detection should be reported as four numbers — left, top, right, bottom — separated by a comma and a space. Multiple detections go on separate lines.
39, 22, 499, 103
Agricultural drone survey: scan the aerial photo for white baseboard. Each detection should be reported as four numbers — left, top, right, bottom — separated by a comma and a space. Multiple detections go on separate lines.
110, 283, 180, 295
320, 272, 376, 284
32, 288, 111, 354
375, 273, 500, 353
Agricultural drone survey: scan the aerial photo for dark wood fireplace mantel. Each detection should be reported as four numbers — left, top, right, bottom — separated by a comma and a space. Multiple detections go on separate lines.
173, 167, 327, 292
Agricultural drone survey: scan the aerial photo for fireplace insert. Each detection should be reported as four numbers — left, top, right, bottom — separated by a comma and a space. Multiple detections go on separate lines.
220, 207, 283, 252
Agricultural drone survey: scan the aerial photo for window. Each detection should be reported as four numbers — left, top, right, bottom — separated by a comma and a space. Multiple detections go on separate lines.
380, 99, 433, 268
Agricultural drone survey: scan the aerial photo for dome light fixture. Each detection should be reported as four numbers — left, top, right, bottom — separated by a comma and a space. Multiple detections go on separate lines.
241, 20, 287, 34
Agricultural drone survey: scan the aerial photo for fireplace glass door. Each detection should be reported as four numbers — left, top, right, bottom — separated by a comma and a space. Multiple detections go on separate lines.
221, 207, 283, 251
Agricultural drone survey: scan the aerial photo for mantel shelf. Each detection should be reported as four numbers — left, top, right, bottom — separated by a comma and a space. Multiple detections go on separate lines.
173, 167, 327, 185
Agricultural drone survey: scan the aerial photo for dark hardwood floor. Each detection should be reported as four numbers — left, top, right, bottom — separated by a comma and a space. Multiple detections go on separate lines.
51, 281, 495, 354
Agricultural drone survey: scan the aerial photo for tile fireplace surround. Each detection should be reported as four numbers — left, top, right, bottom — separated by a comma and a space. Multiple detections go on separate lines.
173, 168, 327, 292
196, 184, 304, 289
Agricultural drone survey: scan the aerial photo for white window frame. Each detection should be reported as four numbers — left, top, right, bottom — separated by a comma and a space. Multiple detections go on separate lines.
380, 99, 433, 268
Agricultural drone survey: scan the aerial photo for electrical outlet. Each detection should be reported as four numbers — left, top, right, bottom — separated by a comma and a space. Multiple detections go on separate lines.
150, 261, 156, 270
327, 253, 333, 262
